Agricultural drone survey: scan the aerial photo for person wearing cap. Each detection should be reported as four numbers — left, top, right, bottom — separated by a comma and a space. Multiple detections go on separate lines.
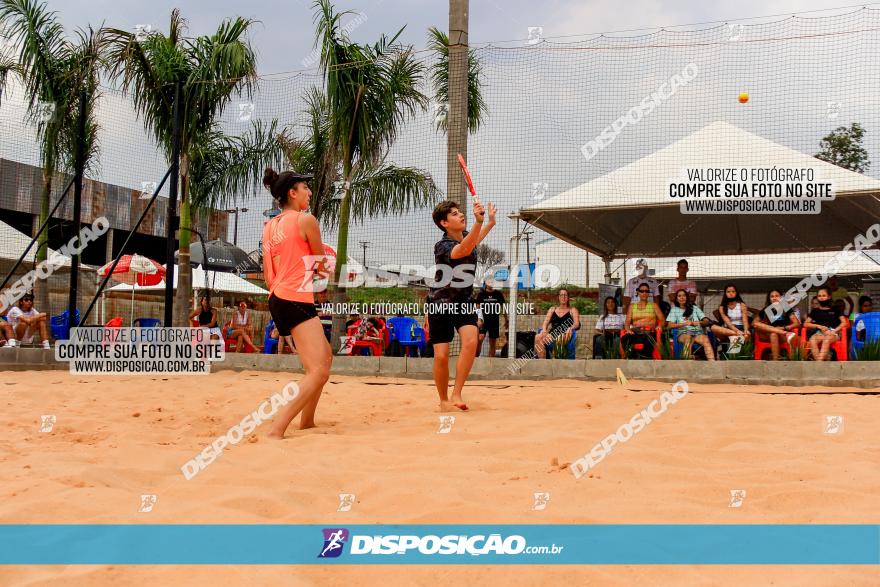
6, 293, 50, 348
623, 259, 660, 312
261, 167, 332, 439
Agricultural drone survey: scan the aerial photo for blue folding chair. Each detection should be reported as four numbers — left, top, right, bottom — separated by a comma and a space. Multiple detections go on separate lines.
50, 309, 80, 341
263, 321, 278, 354
387, 316, 423, 357
134, 318, 161, 328
851, 313, 880, 358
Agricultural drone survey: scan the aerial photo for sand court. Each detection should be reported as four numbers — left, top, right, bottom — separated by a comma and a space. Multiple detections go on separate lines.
0, 369, 878, 585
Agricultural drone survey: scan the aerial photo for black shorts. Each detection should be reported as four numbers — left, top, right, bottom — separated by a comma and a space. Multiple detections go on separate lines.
428, 310, 479, 345
480, 317, 500, 338
268, 295, 317, 336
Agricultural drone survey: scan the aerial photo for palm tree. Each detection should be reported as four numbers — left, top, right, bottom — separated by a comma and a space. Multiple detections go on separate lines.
105, 10, 270, 326
426, 26, 486, 135
280, 87, 439, 233
1, 0, 103, 314
313, 0, 435, 287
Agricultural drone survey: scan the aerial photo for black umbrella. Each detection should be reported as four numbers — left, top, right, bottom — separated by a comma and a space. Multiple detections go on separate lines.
175, 239, 260, 273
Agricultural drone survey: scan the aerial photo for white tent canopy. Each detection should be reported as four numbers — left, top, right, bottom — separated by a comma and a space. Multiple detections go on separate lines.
0, 218, 71, 266
521, 121, 880, 258
107, 265, 268, 296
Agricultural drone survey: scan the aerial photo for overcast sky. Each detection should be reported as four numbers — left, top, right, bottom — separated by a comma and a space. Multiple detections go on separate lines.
2, 0, 877, 279
50, 0, 861, 74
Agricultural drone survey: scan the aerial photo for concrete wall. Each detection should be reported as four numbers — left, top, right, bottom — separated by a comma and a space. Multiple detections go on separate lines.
3, 349, 878, 388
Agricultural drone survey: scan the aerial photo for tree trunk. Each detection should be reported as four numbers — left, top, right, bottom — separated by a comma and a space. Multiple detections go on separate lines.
174, 155, 192, 327
34, 172, 52, 316
447, 0, 469, 212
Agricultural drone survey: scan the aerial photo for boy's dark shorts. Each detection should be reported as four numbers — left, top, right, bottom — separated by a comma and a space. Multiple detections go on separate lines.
479, 317, 500, 338
268, 294, 317, 336
428, 310, 479, 345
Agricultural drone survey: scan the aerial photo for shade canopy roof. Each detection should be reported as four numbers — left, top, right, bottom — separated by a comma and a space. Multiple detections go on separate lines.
520, 121, 880, 259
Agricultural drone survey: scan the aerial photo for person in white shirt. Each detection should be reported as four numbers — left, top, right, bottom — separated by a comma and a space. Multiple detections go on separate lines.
228, 299, 255, 352
6, 294, 50, 348
0, 304, 15, 347
665, 259, 698, 304
623, 259, 660, 311
593, 296, 624, 359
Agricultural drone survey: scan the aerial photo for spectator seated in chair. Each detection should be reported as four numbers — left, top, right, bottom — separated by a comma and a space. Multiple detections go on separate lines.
804, 286, 847, 361
189, 295, 222, 340
593, 296, 624, 359
0, 304, 15, 348
269, 325, 297, 355
5, 293, 50, 349
752, 288, 801, 360
856, 295, 873, 316
534, 288, 580, 359
622, 283, 665, 359
710, 283, 750, 351
665, 288, 715, 360
228, 299, 255, 352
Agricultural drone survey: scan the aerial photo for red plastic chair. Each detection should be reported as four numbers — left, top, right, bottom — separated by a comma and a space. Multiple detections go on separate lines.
753, 331, 793, 360
800, 317, 849, 362
222, 320, 255, 353
105, 317, 123, 328
621, 326, 663, 360
347, 320, 385, 356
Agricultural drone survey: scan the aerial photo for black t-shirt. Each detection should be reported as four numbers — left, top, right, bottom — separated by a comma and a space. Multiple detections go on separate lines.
430, 231, 477, 303
475, 289, 505, 321
760, 307, 793, 328
809, 306, 842, 329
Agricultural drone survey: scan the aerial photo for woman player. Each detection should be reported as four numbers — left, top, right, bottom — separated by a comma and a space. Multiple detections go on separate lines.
262, 168, 333, 438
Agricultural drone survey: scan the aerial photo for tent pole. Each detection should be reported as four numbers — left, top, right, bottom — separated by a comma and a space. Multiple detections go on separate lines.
507, 213, 521, 359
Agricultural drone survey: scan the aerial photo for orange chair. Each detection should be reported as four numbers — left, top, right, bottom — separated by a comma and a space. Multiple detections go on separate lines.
105, 317, 123, 328
800, 317, 849, 362
621, 326, 663, 360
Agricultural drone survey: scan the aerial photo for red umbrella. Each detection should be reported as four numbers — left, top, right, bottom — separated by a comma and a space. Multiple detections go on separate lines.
99, 254, 165, 285
99, 254, 166, 324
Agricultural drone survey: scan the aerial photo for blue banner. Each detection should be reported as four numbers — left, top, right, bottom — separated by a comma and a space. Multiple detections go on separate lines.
0, 525, 877, 564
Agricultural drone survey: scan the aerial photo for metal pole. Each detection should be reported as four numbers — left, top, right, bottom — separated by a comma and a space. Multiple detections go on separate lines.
233, 211, 239, 246
67, 90, 87, 331
507, 213, 520, 359
164, 82, 182, 327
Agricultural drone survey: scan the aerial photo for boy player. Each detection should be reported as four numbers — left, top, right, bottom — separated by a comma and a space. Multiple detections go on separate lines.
427, 199, 497, 411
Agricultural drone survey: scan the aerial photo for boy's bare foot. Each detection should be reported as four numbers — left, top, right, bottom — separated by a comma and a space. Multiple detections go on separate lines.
438, 400, 456, 412
299, 421, 316, 430
266, 431, 285, 440
451, 395, 469, 411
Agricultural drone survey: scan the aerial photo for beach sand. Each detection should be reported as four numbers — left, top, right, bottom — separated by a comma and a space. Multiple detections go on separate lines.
1, 369, 878, 585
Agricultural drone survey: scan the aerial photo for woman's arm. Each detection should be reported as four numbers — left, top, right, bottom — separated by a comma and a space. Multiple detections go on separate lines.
569, 308, 581, 332
787, 312, 801, 331
741, 304, 750, 334
299, 214, 330, 274
188, 307, 199, 319
209, 309, 218, 328
541, 308, 554, 333
624, 306, 633, 332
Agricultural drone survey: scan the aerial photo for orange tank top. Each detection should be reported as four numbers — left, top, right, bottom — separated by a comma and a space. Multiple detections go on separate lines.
262, 210, 315, 303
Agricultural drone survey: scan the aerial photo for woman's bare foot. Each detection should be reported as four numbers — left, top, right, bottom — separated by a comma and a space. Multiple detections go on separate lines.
266, 430, 285, 440
451, 395, 469, 411
299, 421, 317, 430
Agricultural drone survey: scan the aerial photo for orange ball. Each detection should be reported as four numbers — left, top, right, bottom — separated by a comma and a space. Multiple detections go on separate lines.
738, 92, 749, 104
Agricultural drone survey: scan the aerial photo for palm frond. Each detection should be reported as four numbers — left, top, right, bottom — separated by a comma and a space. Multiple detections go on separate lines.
189, 119, 286, 211
344, 163, 440, 225
427, 25, 487, 134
